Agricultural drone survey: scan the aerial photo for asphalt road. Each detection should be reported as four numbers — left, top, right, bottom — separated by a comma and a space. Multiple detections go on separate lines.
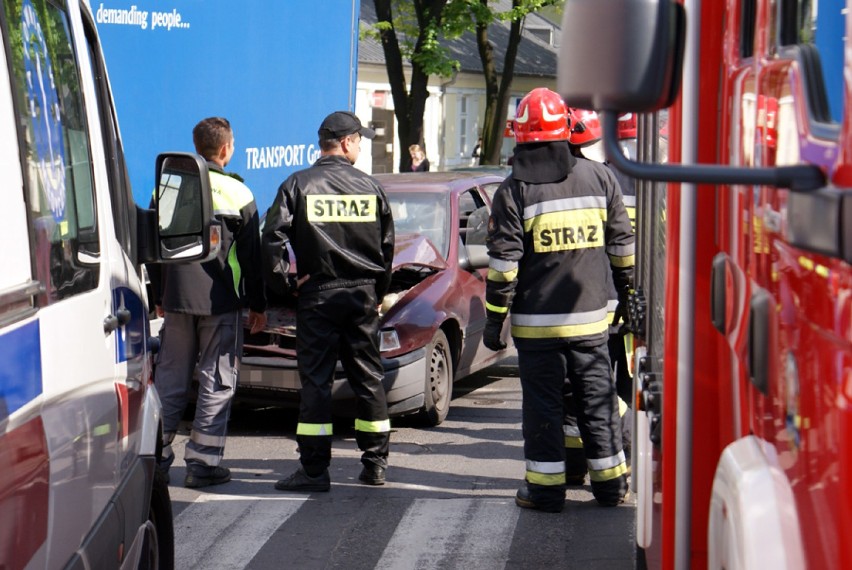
166, 356, 636, 569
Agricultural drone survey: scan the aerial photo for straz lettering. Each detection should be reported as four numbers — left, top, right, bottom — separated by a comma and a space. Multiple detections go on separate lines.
538, 225, 598, 247
527, 208, 606, 253
307, 195, 377, 222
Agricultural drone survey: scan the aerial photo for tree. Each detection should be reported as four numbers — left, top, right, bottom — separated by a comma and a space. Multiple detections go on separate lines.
368, 0, 559, 171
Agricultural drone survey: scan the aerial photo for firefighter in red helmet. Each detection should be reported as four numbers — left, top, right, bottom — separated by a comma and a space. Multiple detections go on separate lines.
483, 88, 633, 511
565, 106, 637, 479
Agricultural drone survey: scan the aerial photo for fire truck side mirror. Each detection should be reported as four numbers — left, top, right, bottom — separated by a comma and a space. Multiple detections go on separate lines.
557, 0, 686, 113
557, 0, 826, 192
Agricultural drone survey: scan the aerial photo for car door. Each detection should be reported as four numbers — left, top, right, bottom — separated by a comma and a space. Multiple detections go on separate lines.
454, 186, 498, 375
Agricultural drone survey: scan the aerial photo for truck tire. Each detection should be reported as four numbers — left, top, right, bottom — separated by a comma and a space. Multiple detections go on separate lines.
139, 468, 174, 570
419, 329, 454, 426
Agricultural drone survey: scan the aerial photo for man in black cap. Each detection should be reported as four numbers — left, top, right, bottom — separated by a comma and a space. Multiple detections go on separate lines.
262, 111, 395, 491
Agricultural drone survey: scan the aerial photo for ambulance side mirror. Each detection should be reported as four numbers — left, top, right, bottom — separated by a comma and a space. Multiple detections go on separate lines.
153, 152, 220, 263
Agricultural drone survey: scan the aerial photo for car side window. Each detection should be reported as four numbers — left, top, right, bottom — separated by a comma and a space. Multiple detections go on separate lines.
458, 188, 487, 245
4, 0, 100, 304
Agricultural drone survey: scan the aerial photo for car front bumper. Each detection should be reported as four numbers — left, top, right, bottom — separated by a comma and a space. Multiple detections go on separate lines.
239, 347, 428, 417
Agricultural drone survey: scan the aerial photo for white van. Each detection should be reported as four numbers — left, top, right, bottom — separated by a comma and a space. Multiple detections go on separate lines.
0, 0, 217, 568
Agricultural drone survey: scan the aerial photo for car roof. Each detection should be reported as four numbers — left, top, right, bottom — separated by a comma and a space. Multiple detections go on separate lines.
374, 171, 507, 194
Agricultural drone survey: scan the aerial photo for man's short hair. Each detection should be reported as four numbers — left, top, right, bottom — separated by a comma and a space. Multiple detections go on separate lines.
193, 117, 232, 159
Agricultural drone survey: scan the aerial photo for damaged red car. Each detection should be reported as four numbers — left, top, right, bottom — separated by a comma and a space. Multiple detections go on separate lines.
240, 172, 513, 425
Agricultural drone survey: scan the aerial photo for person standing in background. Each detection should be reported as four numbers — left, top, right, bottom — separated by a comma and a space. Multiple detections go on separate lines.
409, 144, 430, 172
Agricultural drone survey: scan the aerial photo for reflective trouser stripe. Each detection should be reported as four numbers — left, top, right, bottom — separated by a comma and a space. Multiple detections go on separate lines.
191, 430, 226, 448
526, 460, 566, 486
588, 450, 628, 482
563, 425, 583, 448
297, 423, 334, 436
355, 418, 391, 433
589, 462, 630, 482
185, 448, 223, 466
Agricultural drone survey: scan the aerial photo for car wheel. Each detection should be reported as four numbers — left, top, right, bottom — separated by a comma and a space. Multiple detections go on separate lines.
138, 468, 174, 569
420, 329, 454, 426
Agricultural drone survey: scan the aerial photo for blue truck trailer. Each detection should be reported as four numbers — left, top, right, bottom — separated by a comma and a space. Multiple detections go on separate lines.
95, 0, 361, 210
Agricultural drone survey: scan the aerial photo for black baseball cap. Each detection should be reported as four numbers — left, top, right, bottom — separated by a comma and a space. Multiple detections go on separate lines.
318, 111, 376, 140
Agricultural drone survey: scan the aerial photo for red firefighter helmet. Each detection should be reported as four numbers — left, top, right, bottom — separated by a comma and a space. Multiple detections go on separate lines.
617, 113, 638, 139
566, 107, 602, 146
513, 88, 569, 144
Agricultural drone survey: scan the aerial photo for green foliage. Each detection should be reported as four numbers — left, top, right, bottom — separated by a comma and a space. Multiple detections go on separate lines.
364, 0, 562, 79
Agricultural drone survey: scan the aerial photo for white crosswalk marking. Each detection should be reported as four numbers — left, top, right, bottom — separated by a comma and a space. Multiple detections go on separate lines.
173, 494, 307, 569
375, 498, 520, 570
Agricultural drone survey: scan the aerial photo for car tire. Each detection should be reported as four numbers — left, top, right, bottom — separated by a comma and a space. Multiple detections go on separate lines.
138, 468, 174, 569
420, 329, 454, 426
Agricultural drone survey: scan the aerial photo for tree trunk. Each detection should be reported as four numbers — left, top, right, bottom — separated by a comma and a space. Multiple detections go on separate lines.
374, 0, 446, 172
476, 0, 524, 166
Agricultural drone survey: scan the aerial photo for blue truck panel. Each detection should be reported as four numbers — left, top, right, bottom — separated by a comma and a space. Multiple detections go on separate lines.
95, 0, 360, 211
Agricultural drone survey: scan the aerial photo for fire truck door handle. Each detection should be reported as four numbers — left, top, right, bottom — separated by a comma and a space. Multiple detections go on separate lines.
748, 287, 771, 395
710, 253, 729, 334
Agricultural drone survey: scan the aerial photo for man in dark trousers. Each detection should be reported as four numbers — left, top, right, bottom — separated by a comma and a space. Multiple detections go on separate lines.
483, 88, 634, 512
151, 116, 267, 488
263, 111, 395, 491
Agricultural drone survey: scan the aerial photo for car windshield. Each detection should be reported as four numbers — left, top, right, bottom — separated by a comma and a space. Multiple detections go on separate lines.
387, 192, 450, 259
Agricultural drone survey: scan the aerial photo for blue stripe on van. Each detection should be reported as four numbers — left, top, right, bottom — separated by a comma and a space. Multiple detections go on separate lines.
0, 320, 42, 422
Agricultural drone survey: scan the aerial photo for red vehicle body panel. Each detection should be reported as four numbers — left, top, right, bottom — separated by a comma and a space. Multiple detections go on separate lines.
637, 1, 851, 567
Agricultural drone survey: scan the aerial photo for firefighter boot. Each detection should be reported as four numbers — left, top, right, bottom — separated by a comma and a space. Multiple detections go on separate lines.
358, 462, 386, 486
515, 482, 565, 513
275, 467, 331, 492
184, 463, 232, 489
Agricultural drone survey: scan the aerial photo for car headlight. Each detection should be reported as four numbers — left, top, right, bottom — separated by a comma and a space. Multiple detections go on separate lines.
379, 328, 400, 352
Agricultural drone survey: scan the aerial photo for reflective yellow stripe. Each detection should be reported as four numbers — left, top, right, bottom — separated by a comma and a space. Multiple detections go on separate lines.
618, 398, 628, 417
589, 462, 629, 482
525, 209, 607, 253
526, 471, 566, 486
486, 302, 509, 314
512, 319, 608, 339
624, 332, 634, 373
297, 423, 333, 436
210, 171, 253, 212
227, 243, 240, 295
609, 254, 635, 268
564, 435, 584, 448
306, 195, 377, 222
355, 418, 391, 433
487, 268, 518, 282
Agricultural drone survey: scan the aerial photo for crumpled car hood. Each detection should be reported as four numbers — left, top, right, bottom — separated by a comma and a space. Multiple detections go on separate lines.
392, 233, 447, 270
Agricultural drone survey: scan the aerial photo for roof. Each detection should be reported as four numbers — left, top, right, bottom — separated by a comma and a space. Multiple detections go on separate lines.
375, 171, 506, 192
359, 1, 560, 78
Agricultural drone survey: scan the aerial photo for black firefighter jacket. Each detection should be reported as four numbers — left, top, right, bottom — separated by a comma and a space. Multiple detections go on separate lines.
485, 142, 635, 351
261, 155, 395, 298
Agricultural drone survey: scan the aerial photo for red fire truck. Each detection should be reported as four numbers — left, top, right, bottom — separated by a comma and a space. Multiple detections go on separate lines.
559, 0, 850, 568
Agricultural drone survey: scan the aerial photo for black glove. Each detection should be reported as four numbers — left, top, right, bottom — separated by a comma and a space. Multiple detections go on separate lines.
483, 319, 507, 351
612, 290, 631, 329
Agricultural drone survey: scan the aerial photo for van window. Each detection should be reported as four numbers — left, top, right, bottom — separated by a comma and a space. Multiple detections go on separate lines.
3, 0, 100, 302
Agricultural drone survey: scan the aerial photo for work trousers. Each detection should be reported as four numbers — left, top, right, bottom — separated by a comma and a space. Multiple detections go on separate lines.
156, 311, 242, 468
295, 285, 390, 474
518, 343, 628, 505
